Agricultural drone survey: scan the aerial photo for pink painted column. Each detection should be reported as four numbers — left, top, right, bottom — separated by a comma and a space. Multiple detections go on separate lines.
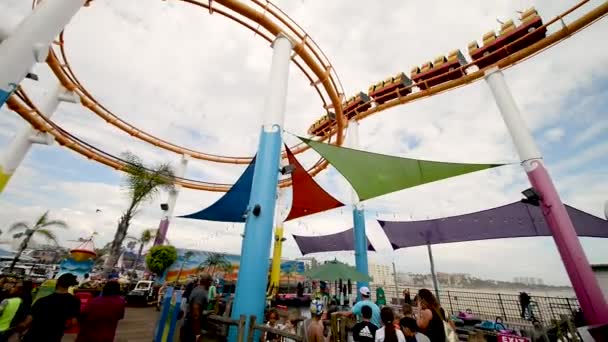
484, 66, 608, 325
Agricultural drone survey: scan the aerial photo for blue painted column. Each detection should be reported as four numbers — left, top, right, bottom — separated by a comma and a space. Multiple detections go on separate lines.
229, 35, 293, 342
353, 207, 369, 297
348, 119, 370, 301
0, 0, 87, 109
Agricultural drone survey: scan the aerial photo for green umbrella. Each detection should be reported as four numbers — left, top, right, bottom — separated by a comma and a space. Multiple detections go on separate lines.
303, 260, 372, 282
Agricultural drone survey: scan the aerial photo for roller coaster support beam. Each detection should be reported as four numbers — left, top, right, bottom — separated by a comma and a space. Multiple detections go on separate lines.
0, 0, 87, 109
0, 83, 78, 193
230, 35, 292, 342
348, 119, 370, 300
269, 184, 287, 299
153, 154, 189, 246
485, 66, 608, 325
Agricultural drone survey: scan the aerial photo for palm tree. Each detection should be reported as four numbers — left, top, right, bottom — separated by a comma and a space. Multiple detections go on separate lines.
8, 211, 67, 272
126, 228, 157, 272
199, 252, 232, 277
102, 152, 174, 276
176, 251, 194, 283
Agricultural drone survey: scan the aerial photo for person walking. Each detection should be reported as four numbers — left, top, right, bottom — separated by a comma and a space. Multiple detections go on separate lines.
307, 299, 328, 342
375, 307, 405, 342
0, 285, 22, 342
415, 289, 446, 342
352, 305, 378, 342
75, 281, 126, 342
334, 287, 381, 328
399, 317, 430, 342
22, 273, 80, 342
180, 274, 211, 342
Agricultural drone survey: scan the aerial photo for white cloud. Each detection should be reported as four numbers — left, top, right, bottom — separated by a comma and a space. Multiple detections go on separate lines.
0, 0, 607, 286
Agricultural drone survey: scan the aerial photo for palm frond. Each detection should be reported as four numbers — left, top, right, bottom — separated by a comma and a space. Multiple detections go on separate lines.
34, 229, 58, 244
39, 219, 68, 229
34, 211, 50, 227
8, 222, 29, 233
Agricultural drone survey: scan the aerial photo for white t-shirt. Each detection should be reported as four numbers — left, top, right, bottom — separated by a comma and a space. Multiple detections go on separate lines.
374, 326, 406, 342
413, 332, 431, 342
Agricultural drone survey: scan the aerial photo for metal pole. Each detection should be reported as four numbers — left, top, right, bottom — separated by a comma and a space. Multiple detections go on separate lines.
269, 178, 288, 297
484, 66, 608, 325
0, 0, 87, 109
153, 154, 189, 246
0, 83, 78, 192
348, 119, 369, 299
427, 243, 440, 303
230, 35, 292, 342
392, 261, 399, 304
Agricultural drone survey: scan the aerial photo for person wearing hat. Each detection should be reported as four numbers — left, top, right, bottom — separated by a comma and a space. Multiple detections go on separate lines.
334, 286, 381, 328
22, 273, 80, 342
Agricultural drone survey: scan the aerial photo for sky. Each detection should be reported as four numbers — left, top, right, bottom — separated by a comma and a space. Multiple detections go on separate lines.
0, 0, 607, 286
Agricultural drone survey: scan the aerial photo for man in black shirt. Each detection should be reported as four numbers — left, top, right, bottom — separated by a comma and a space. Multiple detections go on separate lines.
180, 274, 211, 342
352, 305, 377, 342
23, 273, 80, 342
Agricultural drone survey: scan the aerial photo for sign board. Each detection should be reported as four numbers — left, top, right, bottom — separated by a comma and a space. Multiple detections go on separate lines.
497, 334, 530, 342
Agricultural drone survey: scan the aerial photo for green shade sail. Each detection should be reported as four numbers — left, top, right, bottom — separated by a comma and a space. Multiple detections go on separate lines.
303, 260, 372, 282
299, 137, 503, 201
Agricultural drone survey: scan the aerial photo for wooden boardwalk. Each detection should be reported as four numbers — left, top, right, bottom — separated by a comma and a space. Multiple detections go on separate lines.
63, 307, 160, 342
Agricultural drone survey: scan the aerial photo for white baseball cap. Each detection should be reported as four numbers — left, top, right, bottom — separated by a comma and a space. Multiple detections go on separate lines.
359, 286, 371, 296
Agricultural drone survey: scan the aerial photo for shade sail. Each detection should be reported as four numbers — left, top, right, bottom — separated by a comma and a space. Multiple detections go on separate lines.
285, 146, 344, 221
379, 201, 608, 249
293, 228, 376, 255
179, 157, 256, 222
299, 137, 503, 201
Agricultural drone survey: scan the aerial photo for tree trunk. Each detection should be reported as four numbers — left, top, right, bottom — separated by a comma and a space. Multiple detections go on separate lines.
9, 234, 31, 272
103, 215, 130, 277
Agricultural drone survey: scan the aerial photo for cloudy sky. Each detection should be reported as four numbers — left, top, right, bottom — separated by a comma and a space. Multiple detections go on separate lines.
0, 0, 607, 286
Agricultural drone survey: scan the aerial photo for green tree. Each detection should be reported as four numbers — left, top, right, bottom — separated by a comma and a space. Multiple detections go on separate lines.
103, 152, 174, 276
199, 252, 232, 276
145, 245, 177, 276
175, 251, 194, 283
8, 211, 67, 272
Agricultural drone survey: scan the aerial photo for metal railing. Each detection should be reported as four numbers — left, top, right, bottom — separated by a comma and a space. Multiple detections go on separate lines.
371, 285, 579, 326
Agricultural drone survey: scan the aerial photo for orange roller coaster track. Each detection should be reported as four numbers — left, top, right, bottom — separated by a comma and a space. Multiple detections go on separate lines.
9, 0, 608, 191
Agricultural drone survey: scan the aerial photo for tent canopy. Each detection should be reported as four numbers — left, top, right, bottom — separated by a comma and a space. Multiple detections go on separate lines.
179, 157, 256, 222
299, 137, 503, 201
285, 146, 344, 221
293, 228, 375, 255
380, 201, 608, 249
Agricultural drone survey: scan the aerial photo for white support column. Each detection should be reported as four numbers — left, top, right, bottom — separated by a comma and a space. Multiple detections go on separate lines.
153, 154, 189, 246
0, 83, 78, 192
0, 0, 87, 108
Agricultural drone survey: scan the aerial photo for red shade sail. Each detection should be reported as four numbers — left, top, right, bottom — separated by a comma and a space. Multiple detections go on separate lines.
285, 146, 344, 221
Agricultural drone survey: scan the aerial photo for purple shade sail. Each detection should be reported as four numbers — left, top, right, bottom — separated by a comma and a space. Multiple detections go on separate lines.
293, 228, 376, 255
379, 201, 608, 249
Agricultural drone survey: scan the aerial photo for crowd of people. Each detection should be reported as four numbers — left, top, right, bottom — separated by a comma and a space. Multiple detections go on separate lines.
253, 286, 456, 342
0, 273, 126, 342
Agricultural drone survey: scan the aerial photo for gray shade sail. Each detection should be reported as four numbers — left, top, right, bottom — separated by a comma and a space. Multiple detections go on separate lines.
292, 228, 376, 255
379, 201, 608, 249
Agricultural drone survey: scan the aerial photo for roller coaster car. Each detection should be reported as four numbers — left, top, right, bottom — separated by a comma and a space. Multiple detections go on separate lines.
307, 113, 333, 137
468, 7, 546, 69
368, 72, 413, 105
411, 50, 467, 90
343, 92, 371, 120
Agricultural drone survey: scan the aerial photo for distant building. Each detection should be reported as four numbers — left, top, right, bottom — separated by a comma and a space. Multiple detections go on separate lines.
369, 263, 392, 286
296, 257, 318, 270
513, 276, 544, 286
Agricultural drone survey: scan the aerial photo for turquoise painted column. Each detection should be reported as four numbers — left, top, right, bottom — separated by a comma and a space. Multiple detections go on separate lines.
0, 0, 87, 109
348, 119, 369, 300
229, 34, 292, 342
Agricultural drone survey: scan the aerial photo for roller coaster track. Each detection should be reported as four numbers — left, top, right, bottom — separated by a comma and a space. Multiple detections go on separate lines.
7, 0, 608, 191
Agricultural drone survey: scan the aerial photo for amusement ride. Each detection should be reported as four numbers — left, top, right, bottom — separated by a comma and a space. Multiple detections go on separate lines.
1, 0, 608, 340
